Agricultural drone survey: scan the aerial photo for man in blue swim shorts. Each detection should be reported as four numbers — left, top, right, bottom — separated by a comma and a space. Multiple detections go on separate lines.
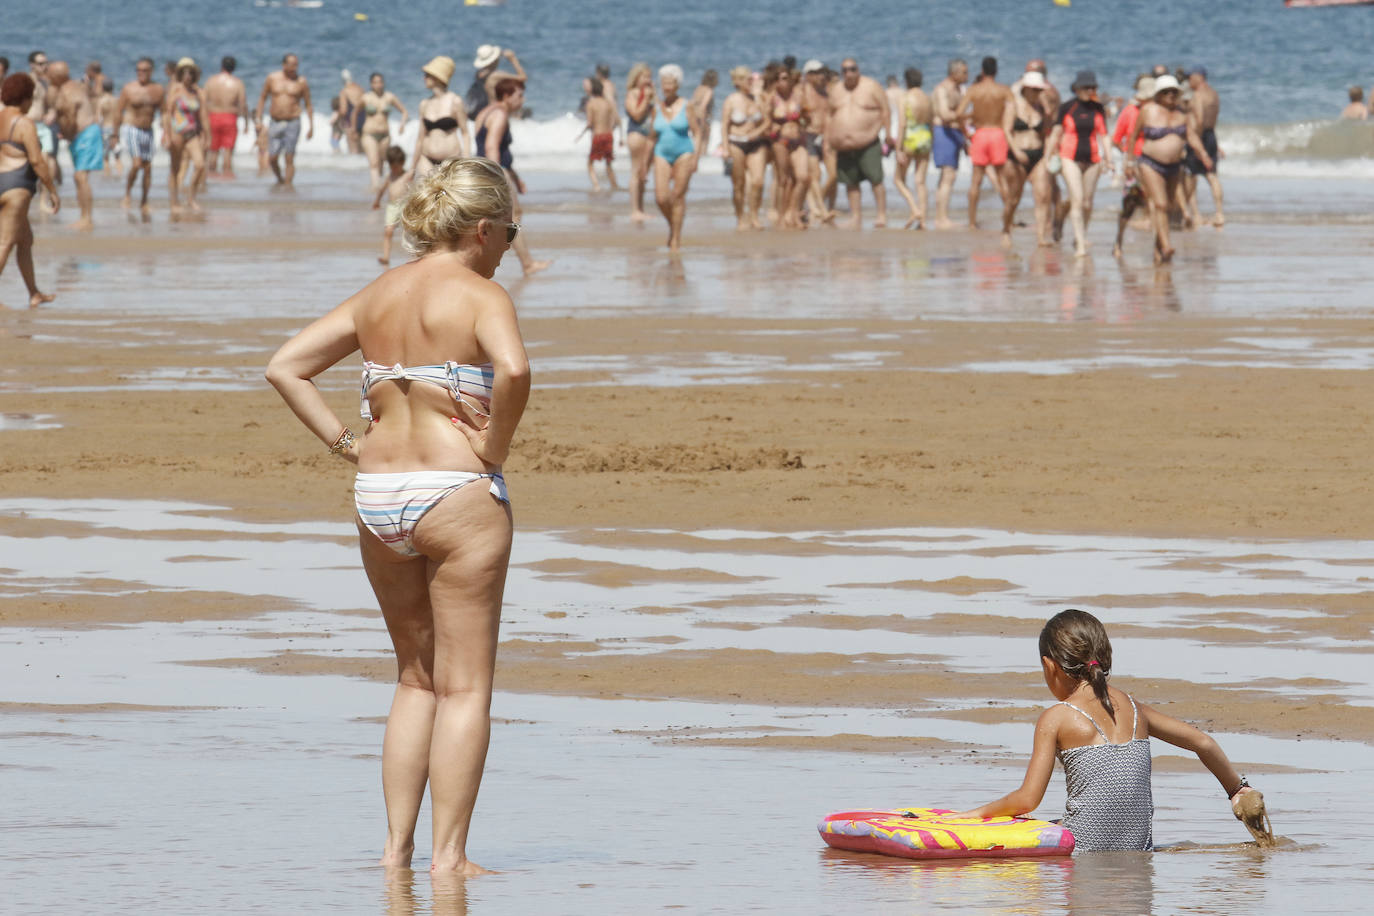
256, 53, 314, 187
930, 58, 968, 229
51, 60, 101, 230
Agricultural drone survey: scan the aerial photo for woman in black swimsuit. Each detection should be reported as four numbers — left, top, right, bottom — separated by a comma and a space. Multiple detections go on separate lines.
414, 56, 470, 179
999, 72, 1052, 247
0, 73, 58, 307
475, 75, 549, 275
1124, 75, 1213, 264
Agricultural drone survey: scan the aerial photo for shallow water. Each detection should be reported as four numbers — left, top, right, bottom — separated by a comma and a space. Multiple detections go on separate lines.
0, 499, 1370, 912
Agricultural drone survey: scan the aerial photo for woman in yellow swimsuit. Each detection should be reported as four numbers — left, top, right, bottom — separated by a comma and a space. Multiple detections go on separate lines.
892, 67, 933, 229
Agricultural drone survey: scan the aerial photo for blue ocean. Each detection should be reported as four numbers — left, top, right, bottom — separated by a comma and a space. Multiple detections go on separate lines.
5, 0, 1373, 175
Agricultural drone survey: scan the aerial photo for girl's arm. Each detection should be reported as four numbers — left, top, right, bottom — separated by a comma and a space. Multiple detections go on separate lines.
954, 707, 1061, 818
390, 92, 409, 129
264, 297, 364, 463
1140, 702, 1247, 798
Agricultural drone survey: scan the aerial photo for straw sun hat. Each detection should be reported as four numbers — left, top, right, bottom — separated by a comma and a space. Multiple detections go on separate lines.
422, 55, 456, 86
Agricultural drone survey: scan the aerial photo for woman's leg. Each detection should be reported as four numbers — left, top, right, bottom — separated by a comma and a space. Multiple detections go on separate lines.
628, 134, 650, 220
788, 146, 810, 228
1060, 158, 1088, 256
891, 150, 918, 226
912, 155, 930, 229
506, 184, 549, 275
728, 143, 748, 228
1080, 161, 1103, 229
769, 142, 793, 228
998, 161, 1026, 245
357, 524, 438, 870
1029, 160, 1051, 246
1136, 164, 1172, 262
362, 132, 384, 188
410, 484, 514, 875
186, 137, 206, 211
653, 154, 674, 241
745, 147, 766, 229
668, 154, 695, 251
168, 140, 184, 212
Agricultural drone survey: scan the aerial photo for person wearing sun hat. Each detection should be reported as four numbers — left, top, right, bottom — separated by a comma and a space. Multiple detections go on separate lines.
1046, 68, 1110, 257
1122, 71, 1212, 263
465, 43, 525, 116
415, 55, 471, 177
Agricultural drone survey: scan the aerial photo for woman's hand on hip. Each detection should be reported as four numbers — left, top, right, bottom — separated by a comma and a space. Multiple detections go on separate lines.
451, 416, 507, 465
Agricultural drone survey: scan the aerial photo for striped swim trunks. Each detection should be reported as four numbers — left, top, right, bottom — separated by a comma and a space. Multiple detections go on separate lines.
121, 124, 155, 162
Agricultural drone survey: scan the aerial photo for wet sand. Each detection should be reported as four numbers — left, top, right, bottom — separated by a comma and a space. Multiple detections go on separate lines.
3, 175, 1374, 911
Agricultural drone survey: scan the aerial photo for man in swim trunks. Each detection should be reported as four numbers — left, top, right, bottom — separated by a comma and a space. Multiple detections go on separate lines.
930, 58, 967, 230
339, 70, 364, 154
51, 61, 101, 231
1183, 65, 1223, 228
826, 57, 889, 229
256, 53, 313, 187
959, 56, 1013, 229
801, 60, 838, 219
91, 67, 121, 177
113, 57, 163, 216
205, 56, 248, 178
583, 76, 619, 192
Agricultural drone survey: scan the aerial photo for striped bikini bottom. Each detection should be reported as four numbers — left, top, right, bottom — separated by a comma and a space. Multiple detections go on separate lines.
355, 470, 509, 557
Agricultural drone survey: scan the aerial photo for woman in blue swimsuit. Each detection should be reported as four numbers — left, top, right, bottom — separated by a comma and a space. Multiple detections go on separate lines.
652, 64, 701, 252
268, 158, 531, 877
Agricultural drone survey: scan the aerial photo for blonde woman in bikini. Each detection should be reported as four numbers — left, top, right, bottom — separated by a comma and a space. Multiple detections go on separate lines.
268, 158, 530, 876
720, 65, 767, 230
624, 62, 656, 222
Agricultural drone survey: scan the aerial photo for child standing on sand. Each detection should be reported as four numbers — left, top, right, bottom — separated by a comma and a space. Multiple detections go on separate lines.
956, 609, 1273, 851
372, 146, 411, 265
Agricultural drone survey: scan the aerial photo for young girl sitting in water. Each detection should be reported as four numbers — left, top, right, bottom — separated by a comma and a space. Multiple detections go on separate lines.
956, 609, 1268, 851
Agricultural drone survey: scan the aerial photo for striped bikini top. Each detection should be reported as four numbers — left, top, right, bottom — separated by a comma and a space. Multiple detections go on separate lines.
360, 360, 494, 422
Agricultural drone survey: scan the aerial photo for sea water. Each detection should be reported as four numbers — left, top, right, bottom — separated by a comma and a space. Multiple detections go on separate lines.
9, 0, 1374, 177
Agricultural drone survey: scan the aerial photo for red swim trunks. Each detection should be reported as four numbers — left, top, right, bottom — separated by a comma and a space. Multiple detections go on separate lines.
969, 126, 1009, 167
589, 131, 614, 163
209, 112, 238, 152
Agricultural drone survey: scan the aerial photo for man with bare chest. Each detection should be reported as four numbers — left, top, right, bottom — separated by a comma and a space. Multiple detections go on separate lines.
826, 57, 889, 229
959, 57, 1014, 228
113, 58, 164, 215
205, 56, 247, 177
930, 59, 968, 229
800, 60, 836, 218
1184, 65, 1224, 227
50, 61, 101, 230
256, 54, 313, 186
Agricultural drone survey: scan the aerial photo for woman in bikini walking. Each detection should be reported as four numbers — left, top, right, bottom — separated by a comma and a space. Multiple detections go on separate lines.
624, 63, 656, 223
1123, 75, 1213, 264
0, 73, 59, 307
413, 57, 470, 179
359, 72, 409, 189
766, 67, 809, 230
268, 158, 530, 876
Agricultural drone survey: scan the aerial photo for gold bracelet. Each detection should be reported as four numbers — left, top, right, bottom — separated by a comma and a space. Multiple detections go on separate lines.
328, 427, 355, 455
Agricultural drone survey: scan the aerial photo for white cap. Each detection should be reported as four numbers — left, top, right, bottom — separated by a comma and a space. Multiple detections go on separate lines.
1152, 74, 1181, 96
1020, 71, 1046, 90
802, 59, 825, 74
473, 44, 501, 70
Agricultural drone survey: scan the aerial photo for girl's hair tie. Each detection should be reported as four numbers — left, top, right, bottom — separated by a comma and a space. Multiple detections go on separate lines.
1088, 660, 1100, 667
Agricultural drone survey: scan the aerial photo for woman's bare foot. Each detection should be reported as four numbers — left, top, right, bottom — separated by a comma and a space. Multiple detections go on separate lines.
1212, 213, 1225, 228
629, 210, 647, 223
431, 857, 496, 876
29, 289, 56, 308
71, 217, 94, 232
1001, 231, 1013, 248
523, 260, 551, 276
934, 218, 955, 231
188, 199, 203, 214
380, 840, 415, 869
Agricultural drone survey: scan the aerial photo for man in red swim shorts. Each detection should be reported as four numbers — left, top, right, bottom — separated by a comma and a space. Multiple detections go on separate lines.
204, 55, 247, 177
959, 56, 1014, 228
583, 76, 619, 191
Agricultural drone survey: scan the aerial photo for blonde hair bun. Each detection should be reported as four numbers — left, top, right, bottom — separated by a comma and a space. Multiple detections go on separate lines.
399, 157, 513, 256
